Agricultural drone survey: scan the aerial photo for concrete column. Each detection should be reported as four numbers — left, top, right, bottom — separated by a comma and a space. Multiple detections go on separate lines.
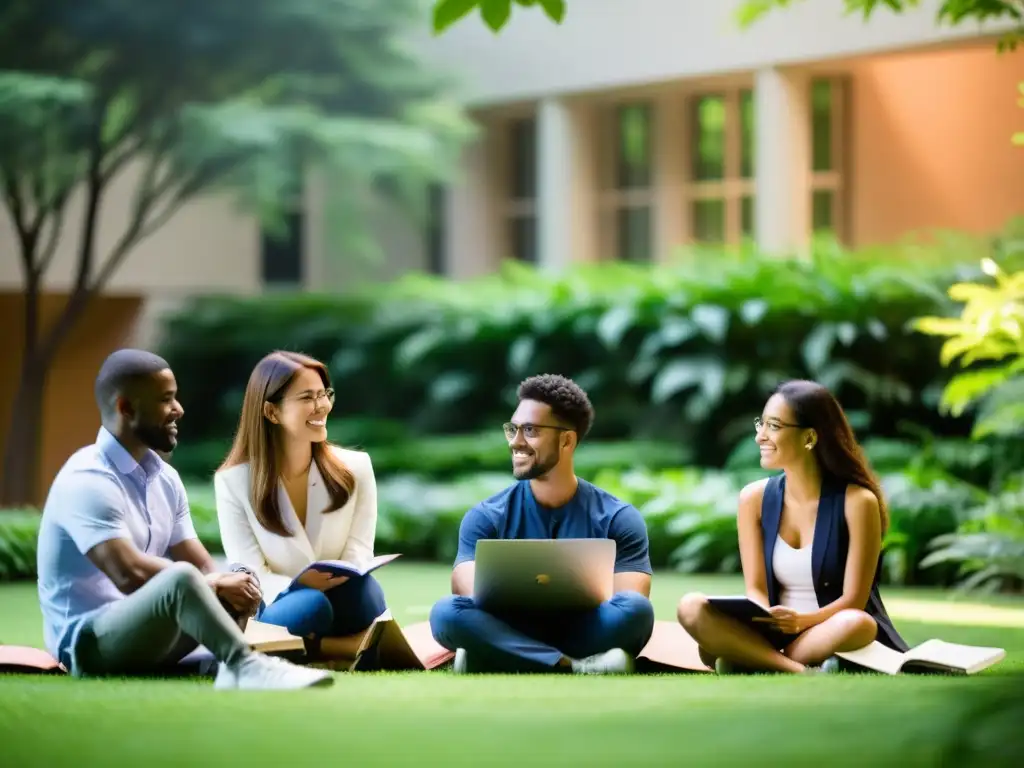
754, 67, 811, 256
447, 123, 501, 279
536, 97, 574, 270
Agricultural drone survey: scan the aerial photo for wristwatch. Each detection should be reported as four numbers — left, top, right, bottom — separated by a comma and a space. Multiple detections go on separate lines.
228, 562, 260, 587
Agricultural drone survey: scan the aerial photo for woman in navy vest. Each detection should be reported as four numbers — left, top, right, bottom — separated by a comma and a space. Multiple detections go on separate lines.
677, 379, 907, 673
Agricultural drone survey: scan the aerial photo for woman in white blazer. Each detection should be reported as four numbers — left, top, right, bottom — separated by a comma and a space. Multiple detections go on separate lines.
215, 350, 388, 658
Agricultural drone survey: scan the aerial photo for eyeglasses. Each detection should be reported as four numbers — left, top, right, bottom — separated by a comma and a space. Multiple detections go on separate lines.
285, 388, 336, 407
754, 417, 802, 433
503, 422, 573, 441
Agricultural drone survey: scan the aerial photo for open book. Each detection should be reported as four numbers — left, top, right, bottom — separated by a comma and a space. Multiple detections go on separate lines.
290, 553, 401, 588
354, 613, 454, 672
243, 619, 305, 654
308, 612, 454, 672
0, 645, 67, 675
706, 596, 772, 624
836, 639, 1006, 676
636, 621, 713, 674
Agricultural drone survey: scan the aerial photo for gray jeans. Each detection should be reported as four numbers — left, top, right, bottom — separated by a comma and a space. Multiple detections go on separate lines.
73, 562, 250, 677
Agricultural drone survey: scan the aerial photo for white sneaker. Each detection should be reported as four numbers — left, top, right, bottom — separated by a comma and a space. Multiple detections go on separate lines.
214, 653, 335, 690
570, 648, 634, 675
452, 648, 467, 674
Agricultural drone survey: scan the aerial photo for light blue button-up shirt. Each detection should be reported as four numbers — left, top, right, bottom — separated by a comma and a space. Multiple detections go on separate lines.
36, 428, 197, 671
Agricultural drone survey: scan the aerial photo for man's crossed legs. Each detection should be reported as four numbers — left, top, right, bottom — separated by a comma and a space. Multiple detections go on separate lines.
429, 591, 655, 674
73, 562, 332, 690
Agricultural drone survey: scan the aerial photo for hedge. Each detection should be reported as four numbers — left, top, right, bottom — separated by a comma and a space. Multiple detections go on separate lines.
168, 426, 692, 483
157, 235, 995, 470
0, 457, 989, 587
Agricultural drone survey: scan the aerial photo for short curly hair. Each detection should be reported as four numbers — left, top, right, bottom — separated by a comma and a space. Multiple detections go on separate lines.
517, 374, 594, 440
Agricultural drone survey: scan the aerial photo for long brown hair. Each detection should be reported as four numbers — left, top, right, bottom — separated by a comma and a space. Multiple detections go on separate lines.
218, 350, 355, 537
774, 379, 890, 533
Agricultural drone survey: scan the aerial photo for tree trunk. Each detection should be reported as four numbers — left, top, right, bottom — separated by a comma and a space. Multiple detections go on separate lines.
0, 268, 45, 506
0, 357, 47, 507
0, 277, 93, 507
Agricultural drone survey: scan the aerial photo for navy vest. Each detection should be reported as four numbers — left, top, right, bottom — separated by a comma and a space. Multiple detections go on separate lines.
760, 474, 908, 652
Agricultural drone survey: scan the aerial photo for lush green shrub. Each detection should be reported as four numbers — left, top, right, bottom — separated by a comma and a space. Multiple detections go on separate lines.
0, 509, 41, 581
159, 236, 996, 469
921, 473, 1024, 593
0, 461, 988, 587
168, 426, 692, 483
912, 252, 1024, 591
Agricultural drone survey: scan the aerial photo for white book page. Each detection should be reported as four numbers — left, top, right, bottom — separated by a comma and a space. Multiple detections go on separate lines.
835, 641, 906, 674
905, 640, 1006, 674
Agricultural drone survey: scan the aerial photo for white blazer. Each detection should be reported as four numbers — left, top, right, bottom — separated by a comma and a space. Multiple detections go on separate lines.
214, 446, 378, 604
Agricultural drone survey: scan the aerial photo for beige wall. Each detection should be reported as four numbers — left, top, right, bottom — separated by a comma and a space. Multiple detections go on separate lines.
0, 160, 263, 295
0, 292, 144, 504
440, 42, 1024, 267
418, 0, 1012, 106
846, 45, 1024, 245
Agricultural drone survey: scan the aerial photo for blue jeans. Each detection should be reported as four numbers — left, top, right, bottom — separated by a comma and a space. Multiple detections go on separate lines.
429, 591, 655, 673
259, 574, 387, 638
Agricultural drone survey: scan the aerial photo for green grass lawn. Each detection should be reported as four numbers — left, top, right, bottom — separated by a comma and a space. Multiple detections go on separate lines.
3, 564, 1024, 766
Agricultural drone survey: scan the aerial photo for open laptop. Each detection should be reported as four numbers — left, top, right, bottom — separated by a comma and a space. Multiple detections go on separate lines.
474, 538, 616, 612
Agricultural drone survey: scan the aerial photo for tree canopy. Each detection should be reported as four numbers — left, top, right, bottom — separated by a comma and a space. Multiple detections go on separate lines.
0, 0, 471, 504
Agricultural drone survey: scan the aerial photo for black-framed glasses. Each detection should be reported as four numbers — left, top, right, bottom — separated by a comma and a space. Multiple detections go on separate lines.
503, 422, 572, 441
754, 417, 802, 433
286, 388, 336, 407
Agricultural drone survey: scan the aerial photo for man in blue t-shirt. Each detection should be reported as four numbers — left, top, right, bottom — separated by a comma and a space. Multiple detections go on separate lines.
429, 374, 655, 674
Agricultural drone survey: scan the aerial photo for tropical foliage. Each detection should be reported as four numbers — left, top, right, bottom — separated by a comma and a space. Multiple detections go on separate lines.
160, 234, 998, 478
914, 249, 1024, 592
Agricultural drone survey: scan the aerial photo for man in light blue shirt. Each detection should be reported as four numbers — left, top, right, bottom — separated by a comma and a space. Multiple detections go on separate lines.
36, 348, 333, 690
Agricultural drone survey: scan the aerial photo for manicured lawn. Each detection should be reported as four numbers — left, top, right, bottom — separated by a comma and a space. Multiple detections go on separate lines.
2, 563, 1023, 766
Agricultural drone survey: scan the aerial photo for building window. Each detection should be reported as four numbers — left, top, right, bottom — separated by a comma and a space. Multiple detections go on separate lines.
503, 117, 538, 262
600, 103, 655, 262
809, 77, 847, 239
425, 183, 447, 275
261, 154, 304, 288
261, 210, 304, 287
685, 89, 755, 245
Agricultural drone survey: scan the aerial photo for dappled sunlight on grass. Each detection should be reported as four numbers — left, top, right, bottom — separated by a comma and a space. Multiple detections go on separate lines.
886, 598, 1024, 628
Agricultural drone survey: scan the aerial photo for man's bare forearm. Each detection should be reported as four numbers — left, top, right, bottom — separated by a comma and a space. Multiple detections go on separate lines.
451, 562, 475, 596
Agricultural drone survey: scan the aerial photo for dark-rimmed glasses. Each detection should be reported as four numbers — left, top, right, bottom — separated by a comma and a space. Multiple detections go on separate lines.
285, 388, 336, 407
754, 417, 802, 433
503, 422, 572, 441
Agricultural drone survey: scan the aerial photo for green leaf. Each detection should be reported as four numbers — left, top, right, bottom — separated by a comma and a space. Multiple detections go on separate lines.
690, 304, 730, 343
939, 365, 1019, 415
429, 371, 476, 404
596, 304, 636, 348
802, 323, 836, 372
939, 335, 978, 367
433, 0, 480, 33
739, 299, 769, 325
480, 0, 513, 31
973, 401, 1024, 438
837, 321, 858, 346
948, 281, 999, 305
912, 316, 969, 337
866, 318, 888, 340
537, 0, 567, 23
650, 358, 724, 404
507, 335, 536, 374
